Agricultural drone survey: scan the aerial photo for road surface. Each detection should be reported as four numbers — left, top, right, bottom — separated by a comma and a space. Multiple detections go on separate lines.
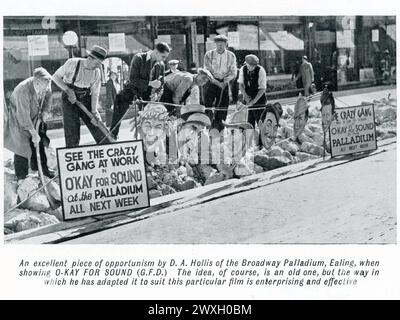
65, 145, 397, 244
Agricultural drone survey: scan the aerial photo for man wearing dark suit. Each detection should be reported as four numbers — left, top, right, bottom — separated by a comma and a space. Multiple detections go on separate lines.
110, 42, 170, 139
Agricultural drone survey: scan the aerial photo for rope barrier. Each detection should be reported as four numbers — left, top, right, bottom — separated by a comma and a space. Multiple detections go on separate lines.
98, 102, 138, 144
138, 91, 322, 112
334, 96, 351, 107
99, 92, 324, 142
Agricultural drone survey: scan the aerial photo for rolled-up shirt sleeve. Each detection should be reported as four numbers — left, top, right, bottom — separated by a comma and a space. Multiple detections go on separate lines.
310, 64, 315, 82
53, 58, 76, 82
203, 51, 213, 75
90, 69, 101, 109
258, 67, 267, 89
237, 67, 244, 85
225, 52, 237, 82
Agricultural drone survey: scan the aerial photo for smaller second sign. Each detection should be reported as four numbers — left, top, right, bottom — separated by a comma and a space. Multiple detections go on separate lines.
329, 104, 377, 157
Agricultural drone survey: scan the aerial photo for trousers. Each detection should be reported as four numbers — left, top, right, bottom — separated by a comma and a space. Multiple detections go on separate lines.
14, 132, 49, 180
247, 94, 266, 128
110, 87, 137, 139
62, 92, 107, 147
204, 82, 229, 131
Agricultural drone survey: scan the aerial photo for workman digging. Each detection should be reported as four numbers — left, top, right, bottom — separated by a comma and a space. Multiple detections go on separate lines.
52, 45, 114, 147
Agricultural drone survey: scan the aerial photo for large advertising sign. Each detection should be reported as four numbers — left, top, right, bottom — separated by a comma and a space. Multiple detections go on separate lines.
57, 141, 150, 220
329, 104, 377, 157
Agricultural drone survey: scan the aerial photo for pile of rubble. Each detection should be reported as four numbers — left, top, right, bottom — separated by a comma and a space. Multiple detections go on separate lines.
144, 95, 397, 198
4, 163, 62, 234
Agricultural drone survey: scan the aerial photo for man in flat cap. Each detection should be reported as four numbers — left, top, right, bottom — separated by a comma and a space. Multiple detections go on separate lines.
111, 42, 170, 139
177, 104, 211, 165
294, 56, 314, 96
165, 59, 180, 76
53, 45, 111, 147
238, 54, 267, 127
160, 68, 213, 115
4, 67, 55, 180
203, 34, 237, 131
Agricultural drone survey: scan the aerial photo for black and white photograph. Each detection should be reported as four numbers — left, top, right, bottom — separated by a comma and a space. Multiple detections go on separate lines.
3, 13, 397, 244
0, 0, 399, 301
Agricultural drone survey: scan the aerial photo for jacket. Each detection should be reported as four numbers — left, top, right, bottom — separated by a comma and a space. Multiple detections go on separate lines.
128, 51, 165, 100
4, 77, 51, 158
105, 79, 118, 109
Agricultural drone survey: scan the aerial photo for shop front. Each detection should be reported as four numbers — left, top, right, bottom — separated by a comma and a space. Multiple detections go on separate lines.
335, 15, 396, 90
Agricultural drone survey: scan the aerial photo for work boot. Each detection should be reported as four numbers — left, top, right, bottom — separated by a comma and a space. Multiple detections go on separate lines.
43, 169, 57, 179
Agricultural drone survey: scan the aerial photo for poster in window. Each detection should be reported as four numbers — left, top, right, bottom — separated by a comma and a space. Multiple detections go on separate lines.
27, 35, 49, 56
108, 33, 126, 52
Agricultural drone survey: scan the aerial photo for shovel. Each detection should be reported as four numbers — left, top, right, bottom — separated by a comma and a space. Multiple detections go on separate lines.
34, 119, 58, 210
210, 82, 226, 124
74, 100, 116, 143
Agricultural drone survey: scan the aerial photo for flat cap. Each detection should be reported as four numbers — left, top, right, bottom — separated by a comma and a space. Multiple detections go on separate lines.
168, 59, 180, 65
214, 34, 228, 42
184, 112, 211, 127
245, 54, 260, 66
33, 67, 52, 80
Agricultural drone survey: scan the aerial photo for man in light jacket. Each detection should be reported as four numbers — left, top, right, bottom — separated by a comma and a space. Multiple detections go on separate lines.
4, 67, 54, 181
203, 34, 237, 130
295, 56, 315, 96
159, 68, 212, 115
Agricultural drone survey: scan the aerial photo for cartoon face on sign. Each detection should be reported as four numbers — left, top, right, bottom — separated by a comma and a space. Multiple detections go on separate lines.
177, 112, 210, 164
293, 97, 309, 138
136, 104, 169, 151
259, 112, 278, 149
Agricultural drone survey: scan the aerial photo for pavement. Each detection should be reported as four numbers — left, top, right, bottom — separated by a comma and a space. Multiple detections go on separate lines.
63, 142, 397, 244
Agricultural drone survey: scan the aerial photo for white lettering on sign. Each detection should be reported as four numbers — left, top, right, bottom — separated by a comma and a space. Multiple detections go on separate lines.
329, 104, 377, 157
57, 141, 150, 220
